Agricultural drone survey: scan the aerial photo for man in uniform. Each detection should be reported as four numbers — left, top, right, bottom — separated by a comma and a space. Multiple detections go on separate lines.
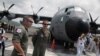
32, 20, 51, 56
11, 16, 34, 56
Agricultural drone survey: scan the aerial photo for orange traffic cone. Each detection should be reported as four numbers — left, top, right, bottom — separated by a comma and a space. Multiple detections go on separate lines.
51, 39, 56, 49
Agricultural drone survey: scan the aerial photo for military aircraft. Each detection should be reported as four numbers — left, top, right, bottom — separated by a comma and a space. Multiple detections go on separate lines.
0, 3, 100, 47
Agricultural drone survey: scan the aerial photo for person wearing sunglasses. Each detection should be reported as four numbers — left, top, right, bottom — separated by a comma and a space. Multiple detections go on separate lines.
32, 20, 51, 56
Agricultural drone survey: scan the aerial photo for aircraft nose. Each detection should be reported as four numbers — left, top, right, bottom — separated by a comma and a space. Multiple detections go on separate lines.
65, 17, 89, 41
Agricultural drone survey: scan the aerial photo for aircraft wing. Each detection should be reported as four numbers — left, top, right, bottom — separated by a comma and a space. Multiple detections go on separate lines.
14, 13, 32, 18
0, 3, 52, 23
0, 11, 52, 23
15, 13, 52, 23
15, 13, 52, 20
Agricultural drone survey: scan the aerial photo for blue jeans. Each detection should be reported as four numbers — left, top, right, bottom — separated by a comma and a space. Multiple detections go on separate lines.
0, 41, 5, 56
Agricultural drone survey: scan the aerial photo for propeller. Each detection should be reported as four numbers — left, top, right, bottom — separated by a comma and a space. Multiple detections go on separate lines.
94, 16, 99, 22
31, 5, 35, 15
36, 7, 44, 14
0, 2, 15, 20
8, 4, 15, 11
31, 5, 44, 23
89, 13, 99, 34
89, 13, 94, 22
3, 2, 6, 10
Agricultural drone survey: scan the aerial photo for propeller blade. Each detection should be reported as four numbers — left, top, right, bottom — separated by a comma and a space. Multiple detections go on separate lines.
89, 13, 93, 22
8, 4, 15, 10
94, 16, 99, 22
3, 2, 6, 10
31, 5, 35, 14
36, 7, 44, 14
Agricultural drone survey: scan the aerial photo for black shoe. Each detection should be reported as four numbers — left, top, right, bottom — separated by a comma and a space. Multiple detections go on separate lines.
83, 51, 86, 55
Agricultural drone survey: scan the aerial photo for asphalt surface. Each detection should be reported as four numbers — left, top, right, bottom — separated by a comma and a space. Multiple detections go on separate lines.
0, 33, 96, 56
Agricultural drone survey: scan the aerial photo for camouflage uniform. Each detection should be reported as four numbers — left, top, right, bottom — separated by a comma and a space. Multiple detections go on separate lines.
11, 25, 29, 56
32, 28, 51, 56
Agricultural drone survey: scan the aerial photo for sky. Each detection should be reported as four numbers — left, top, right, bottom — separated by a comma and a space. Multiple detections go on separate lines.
0, 0, 100, 25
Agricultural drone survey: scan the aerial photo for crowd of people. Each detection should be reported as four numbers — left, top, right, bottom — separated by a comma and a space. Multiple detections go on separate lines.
0, 16, 100, 56
0, 22, 15, 33
75, 33, 100, 56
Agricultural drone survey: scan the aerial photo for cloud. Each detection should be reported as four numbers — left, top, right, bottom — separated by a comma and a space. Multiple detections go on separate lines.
75, 0, 100, 23
0, 0, 100, 23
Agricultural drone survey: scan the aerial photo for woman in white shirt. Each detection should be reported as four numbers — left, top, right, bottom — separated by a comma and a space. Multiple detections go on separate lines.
76, 33, 86, 56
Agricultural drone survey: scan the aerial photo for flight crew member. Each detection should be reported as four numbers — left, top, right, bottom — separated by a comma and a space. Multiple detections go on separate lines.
32, 20, 51, 56
11, 16, 34, 56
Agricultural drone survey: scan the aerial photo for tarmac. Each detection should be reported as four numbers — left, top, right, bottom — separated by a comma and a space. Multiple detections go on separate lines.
0, 33, 96, 56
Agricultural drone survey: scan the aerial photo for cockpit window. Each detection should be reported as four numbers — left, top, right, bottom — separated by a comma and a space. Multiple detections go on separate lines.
67, 7, 86, 13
